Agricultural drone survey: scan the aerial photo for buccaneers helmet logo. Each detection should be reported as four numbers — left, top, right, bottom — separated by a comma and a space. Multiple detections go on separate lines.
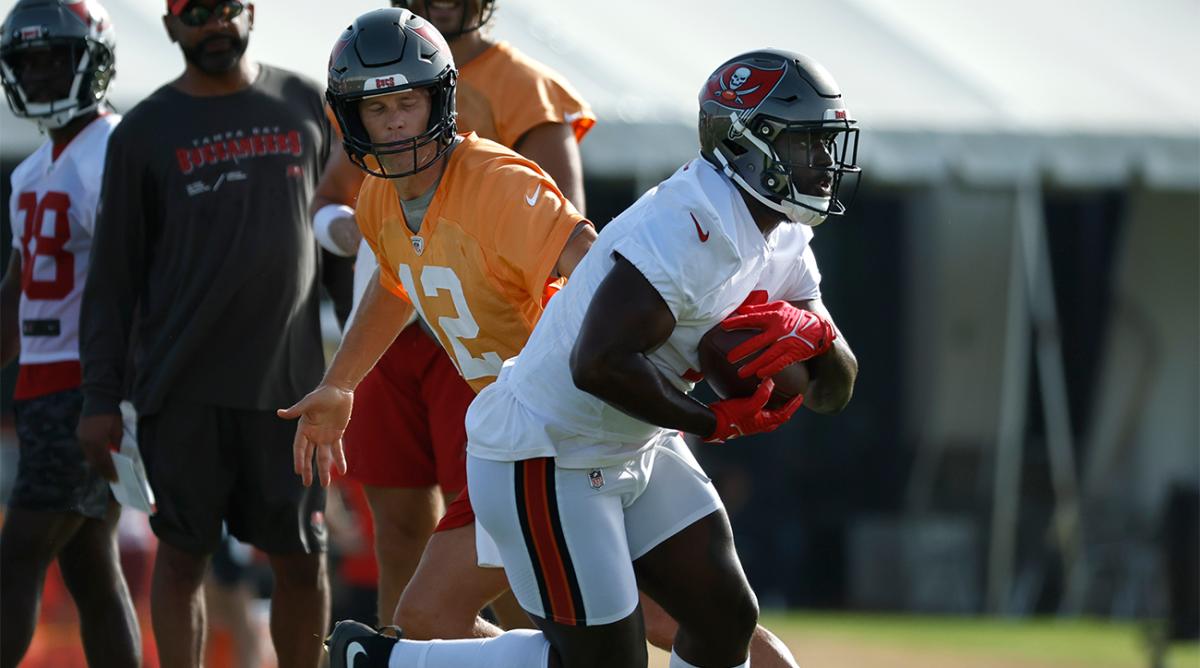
702, 62, 786, 112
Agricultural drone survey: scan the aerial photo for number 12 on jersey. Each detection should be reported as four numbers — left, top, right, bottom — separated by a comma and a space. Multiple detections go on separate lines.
396, 264, 504, 381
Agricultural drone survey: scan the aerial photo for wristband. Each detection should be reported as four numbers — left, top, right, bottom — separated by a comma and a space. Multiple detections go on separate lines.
313, 204, 357, 257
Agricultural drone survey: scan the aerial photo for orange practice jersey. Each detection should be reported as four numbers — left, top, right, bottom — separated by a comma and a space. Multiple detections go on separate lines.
457, 41, 595, 145
357, 134, 586, 393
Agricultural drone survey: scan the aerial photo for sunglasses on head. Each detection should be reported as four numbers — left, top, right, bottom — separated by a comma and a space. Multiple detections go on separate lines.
177, 0, 245, 27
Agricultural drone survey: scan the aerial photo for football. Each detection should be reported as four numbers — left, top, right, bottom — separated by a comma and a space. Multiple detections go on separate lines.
698, 325, 810, 409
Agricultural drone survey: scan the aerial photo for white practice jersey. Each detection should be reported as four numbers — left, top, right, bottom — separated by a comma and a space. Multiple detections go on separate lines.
466, 157, 822, 468
8, 114, 120, 365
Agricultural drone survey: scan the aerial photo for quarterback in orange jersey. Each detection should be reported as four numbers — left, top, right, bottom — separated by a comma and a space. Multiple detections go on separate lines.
306, 0, 595, 638
280, 4, 595, 641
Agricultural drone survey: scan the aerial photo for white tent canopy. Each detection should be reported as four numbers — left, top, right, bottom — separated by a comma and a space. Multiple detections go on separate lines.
489, 0, 1200, 185
3, 0, 1198, 187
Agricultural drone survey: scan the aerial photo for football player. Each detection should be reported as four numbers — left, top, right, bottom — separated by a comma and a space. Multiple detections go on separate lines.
0, 1, 140, 666
308, 0, 593, 635
281, 6, 594, 645
318, 48, 860, 668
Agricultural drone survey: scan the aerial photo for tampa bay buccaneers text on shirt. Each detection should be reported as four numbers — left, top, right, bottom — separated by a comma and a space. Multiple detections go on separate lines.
175, 126, 304, 175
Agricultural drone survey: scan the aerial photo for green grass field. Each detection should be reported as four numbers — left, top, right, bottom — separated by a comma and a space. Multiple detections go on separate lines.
648, 612, 1200, 668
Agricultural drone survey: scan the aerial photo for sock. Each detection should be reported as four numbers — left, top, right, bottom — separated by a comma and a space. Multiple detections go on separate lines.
669, 648, 750, 668
389, 629, 550, 668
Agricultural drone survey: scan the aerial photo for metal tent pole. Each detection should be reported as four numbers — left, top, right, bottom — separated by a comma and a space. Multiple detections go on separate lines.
1015, 181, 1087, 614
987, 182, 1035, 614
988, 179, 1087, 615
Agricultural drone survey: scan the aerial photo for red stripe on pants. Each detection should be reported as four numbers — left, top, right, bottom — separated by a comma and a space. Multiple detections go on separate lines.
523, 460, 578, 624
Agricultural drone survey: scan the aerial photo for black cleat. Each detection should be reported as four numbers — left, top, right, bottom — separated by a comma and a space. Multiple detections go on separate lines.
325, 620, 401, 668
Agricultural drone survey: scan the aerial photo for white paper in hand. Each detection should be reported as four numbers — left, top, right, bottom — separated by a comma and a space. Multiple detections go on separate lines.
108, 401, 156, 515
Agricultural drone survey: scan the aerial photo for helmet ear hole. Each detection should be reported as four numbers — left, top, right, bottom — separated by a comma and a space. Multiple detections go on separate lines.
761, 167, 790, 196
721, 138, 747, 157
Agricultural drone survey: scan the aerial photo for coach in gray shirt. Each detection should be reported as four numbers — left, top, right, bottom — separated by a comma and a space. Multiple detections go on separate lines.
78, 2, 330, 665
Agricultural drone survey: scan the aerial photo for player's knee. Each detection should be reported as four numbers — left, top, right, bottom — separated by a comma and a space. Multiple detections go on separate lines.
156, 543, 209, 589
393, 589, 446, 639
724, 585, 753, 642
683, 584, 758, 647
723, 586, 760, 647
373, 525, 430, 563
372, 506, 437, 554
269, 552, 327, 591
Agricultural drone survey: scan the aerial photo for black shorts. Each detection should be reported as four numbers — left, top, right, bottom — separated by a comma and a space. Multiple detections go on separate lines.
138, 399, 326, 555
10, 388, 110, 519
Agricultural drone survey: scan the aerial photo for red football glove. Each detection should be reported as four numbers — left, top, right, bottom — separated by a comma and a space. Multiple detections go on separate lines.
705, 379, 805, 443
721, 294, 836, 379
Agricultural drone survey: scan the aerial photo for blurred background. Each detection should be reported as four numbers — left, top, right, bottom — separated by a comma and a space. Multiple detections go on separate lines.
2, 0, 1197, 666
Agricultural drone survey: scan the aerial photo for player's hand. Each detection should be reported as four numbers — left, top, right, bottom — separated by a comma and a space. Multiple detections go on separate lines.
721, 296, 835, 379
277, 384, 354, 488
705, 379, 804, 443
76, 413, 122, 482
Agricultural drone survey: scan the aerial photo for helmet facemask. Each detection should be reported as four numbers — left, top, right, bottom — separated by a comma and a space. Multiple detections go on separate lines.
1, 36, 113, 131
328, 71, 458, 179
711, 112, 859, 227
326, 8, 459, 179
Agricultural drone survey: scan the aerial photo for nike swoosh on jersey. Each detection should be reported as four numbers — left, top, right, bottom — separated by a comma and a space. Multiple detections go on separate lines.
346, 641, 367, 666
525, 184, 542, 207
689, 212, 710, 242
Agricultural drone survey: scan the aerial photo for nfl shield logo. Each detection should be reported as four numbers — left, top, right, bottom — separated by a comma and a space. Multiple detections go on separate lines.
588, 469, 604, 489
411, 235, 425, 255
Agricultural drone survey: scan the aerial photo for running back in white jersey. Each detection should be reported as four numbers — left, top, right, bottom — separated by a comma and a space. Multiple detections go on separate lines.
8, 114, 120, 365
466, 157, 823, 468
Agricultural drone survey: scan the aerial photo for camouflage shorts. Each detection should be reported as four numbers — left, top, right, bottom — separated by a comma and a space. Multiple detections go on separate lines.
10, 388, 110, 519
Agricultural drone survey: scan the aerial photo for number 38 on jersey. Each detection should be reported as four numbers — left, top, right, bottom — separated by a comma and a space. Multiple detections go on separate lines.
16, 191, 77, 300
